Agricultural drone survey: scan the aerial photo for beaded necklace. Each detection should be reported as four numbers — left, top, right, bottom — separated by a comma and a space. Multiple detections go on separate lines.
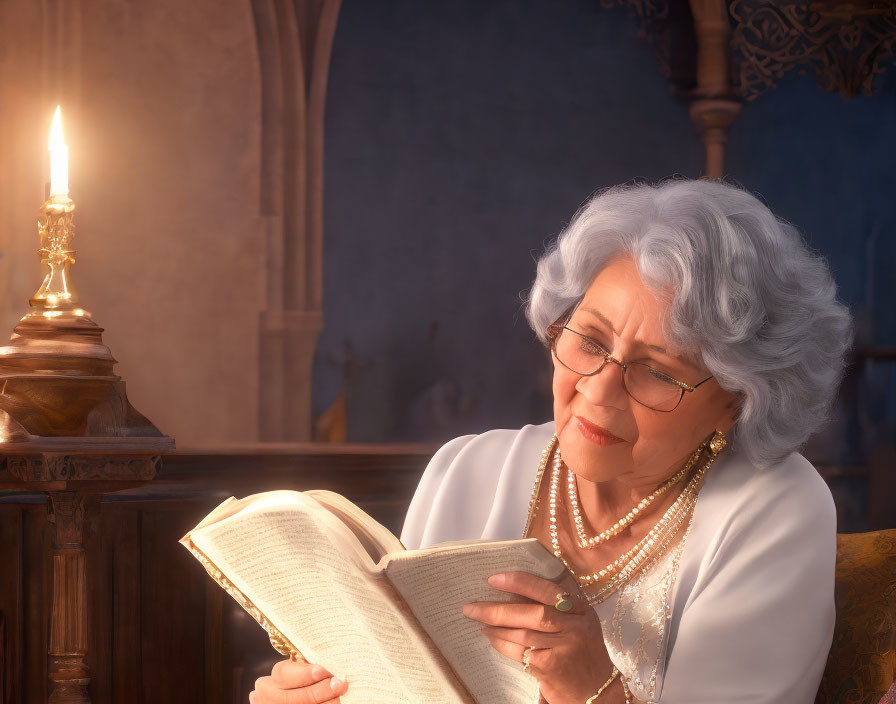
567, 445, 699, 549
523, 433, 721, 606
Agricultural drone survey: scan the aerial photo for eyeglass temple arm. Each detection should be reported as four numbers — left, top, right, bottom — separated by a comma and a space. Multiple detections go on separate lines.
688, 374, 715, 391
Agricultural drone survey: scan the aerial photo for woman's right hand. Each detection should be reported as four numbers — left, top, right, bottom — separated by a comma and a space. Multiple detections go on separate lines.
250, 659, 348, 703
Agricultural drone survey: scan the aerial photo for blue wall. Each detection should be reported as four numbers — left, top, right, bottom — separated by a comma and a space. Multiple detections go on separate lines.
315, 0, 896, 469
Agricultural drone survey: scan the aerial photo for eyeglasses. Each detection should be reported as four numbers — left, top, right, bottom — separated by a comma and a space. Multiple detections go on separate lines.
546, 323, 714, 412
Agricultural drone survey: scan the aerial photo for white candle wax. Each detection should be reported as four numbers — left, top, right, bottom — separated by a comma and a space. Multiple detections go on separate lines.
48, 106, 68, 197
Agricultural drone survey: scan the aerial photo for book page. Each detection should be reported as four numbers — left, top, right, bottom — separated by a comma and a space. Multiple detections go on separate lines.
305, 490, 405, 562
383, 539, 566, 704
185, 491, 471, 704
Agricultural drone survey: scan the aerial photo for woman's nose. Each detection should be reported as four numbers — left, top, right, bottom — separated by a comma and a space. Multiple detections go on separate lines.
575, 360, 629, 409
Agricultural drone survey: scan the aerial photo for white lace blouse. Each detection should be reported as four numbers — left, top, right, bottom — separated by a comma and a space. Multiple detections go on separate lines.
399, 420, 836, 704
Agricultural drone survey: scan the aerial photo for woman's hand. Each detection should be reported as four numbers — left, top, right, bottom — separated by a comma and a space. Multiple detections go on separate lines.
250, 659, 348, 704
462, 570, 616, 704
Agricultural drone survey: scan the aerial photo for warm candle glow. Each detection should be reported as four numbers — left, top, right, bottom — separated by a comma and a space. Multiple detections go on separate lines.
48, 105, 69, 197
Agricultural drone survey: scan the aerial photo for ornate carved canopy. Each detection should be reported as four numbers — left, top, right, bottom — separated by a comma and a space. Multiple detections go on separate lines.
730, 0, 896, 101
608, 0, 896, 174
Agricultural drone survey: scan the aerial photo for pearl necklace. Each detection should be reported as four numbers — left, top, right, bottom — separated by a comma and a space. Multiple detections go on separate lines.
548, 443, 705, 587
520, 433, 723, 606
566, 444, 702, 549
581, 490, 698, 605
537, 435, 722, 605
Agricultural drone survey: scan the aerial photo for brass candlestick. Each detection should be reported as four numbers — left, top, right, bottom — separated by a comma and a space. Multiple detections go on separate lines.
0, 109, 172, 704
0, 192, 171, 441
31, 193, 79, 312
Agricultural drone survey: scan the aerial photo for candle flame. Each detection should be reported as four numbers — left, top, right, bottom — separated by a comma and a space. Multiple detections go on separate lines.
48, 105, 69, 197
49, 106, 64, 150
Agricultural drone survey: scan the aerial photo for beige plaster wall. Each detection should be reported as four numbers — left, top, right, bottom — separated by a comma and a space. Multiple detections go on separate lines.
0, 0, 264, 445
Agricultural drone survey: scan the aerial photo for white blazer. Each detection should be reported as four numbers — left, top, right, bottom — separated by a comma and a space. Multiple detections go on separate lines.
399, 420, 836, 704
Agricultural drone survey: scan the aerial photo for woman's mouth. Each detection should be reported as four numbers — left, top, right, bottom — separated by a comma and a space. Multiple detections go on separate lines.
575, 416, 625, 446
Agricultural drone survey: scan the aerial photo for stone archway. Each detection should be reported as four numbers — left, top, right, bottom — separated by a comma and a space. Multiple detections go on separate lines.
251, 0, 342, 441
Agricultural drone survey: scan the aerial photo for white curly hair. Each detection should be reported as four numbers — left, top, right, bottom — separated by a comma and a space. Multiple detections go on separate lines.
524, 178, 854, 470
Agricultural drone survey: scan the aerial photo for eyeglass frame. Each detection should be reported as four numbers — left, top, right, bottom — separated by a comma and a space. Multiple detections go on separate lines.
544, 312, 715, 413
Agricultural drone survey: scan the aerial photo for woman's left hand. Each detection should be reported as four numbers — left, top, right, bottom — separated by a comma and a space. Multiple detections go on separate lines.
461, 570, 616, 704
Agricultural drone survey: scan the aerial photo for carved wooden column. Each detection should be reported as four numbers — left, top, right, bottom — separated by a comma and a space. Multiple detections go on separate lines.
602, 0, 744, 177
46, 492, 97, 704
688, 0, 742, 178
608, 0, 896, 177
251, 0, 343, 441
2, 446, 165, 703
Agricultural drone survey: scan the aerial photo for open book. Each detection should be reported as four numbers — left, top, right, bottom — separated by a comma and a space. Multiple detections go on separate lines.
179, 489, 568, 704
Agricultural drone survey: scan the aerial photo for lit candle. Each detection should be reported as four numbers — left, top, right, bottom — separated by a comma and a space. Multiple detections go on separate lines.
31, 105, 77, 314
48, 105, 69, 197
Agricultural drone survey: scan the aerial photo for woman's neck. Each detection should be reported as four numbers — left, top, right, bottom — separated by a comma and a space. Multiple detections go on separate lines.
569, 455, 690, 538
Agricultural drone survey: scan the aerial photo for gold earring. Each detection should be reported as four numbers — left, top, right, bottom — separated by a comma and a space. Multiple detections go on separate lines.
709, 430, 727, 456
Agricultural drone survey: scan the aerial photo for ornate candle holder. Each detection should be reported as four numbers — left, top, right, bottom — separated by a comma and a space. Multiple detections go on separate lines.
0, 192, 172, 444
0, 111, 173, 704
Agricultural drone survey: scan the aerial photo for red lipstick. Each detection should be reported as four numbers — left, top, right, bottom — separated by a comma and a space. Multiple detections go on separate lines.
575, 416, 625, 446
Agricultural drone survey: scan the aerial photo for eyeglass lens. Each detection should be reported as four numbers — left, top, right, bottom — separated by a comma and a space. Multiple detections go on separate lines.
553, 327, 684, 411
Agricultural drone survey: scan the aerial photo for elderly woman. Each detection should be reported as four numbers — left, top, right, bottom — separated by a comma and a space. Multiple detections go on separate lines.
250, 178, 853, 704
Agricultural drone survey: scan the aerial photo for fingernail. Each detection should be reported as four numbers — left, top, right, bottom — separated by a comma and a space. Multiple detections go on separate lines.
462, 604, 473, 616
487, 573, 504, 586
330, 676, 345, 691
311, 664, 327, 678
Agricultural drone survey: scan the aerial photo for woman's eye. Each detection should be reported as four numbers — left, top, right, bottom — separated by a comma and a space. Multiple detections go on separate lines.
580, 338, 608, 355
646, 366, 678, 386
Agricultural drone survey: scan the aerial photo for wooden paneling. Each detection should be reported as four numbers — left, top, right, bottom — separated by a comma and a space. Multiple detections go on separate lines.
0, 612, 5, 704
141, 507, 207, 703
107, 507, 140, 703
0, 509, 21, 704
0, 504, 49, 704
0, 444, 433, 703
22, 506, 48, 703
203, 579, 225, 704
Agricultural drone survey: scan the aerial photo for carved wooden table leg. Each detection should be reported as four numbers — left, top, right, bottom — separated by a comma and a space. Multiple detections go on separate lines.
46, 492, 100, 704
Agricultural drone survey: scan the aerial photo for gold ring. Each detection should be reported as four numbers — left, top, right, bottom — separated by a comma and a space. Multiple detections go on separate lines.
554, 591, 574, 612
